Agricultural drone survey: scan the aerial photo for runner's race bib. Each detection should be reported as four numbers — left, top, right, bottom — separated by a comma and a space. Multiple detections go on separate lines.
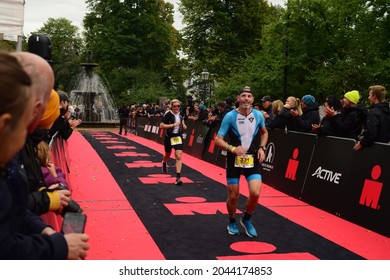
234, 154, 254, 168
170, 136, 182, 146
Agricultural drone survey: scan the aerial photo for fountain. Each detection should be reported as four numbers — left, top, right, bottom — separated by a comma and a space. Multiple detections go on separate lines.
70, 51, 118, 125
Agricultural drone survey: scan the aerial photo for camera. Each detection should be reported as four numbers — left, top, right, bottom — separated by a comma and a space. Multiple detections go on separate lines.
57, 183, 83, 216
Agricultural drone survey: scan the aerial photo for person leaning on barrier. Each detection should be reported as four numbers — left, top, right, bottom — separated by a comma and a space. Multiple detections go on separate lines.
49, 90, 81, 141
215, 86, 268, 238
293, 94, 320, 133
22, 89, 72, 215
222, 96, 234, 118
267, 96, 302, 131
260, 95, 273, 120
36, 140, 83, 216
206, 101, 225, 127
353, 85, 390, 150
325, 90, 367, 140
312, 95, 342, 136
0, 52, 89, 259
264, 99, 282, 128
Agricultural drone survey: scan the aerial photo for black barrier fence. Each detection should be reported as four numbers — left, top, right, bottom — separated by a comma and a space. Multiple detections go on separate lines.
135, 117, 389, 237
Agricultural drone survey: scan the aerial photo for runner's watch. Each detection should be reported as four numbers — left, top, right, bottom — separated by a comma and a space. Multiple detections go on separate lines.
260, 146, 266, 152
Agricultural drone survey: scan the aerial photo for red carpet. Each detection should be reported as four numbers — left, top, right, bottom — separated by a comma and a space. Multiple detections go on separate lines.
66, 130, 164, 260
67, 129, 390, 260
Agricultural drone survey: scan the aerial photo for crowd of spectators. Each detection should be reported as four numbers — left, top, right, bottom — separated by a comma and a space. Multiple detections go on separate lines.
123, 86, 390, 149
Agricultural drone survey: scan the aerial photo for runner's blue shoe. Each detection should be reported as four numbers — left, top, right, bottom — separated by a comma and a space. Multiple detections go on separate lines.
240, 218, 257, 238
227, 222, 239, 235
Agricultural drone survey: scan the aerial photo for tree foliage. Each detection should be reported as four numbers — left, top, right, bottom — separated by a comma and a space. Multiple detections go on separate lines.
180, 0, 276, 79
215, 0, 390, 104
83, 0, 185, 105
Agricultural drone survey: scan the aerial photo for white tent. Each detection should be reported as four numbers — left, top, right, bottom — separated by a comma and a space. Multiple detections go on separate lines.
0, 0, 24, 43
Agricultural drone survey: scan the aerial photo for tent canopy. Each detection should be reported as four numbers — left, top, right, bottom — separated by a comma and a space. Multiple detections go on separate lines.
0, 0, 24, 42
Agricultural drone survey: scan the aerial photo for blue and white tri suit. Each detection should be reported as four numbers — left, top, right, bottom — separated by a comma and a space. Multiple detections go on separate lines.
217, 109, 266, 184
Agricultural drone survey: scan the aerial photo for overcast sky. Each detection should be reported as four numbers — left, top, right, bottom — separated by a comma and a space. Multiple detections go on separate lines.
23, 0, 286, 36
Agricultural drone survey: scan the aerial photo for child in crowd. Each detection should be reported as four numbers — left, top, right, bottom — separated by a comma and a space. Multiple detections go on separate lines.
36, 140, 69, 189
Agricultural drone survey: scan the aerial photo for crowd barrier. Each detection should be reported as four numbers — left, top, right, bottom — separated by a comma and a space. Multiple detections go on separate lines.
40, 136, 71, 232
136, 116, 390, 237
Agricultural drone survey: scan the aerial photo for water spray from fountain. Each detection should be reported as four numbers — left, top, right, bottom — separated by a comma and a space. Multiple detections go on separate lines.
70, 51, 118, 125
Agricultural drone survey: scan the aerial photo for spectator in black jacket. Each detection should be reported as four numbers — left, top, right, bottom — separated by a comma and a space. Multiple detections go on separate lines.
260, 95, 273, 120
354, 85, 390, 150
325, 90, 366, 140
222, 96, 234, 118
294, 94, 320, 133
312, 95, 342, 136
268, 96, 302, 131
49, 90, 81, 141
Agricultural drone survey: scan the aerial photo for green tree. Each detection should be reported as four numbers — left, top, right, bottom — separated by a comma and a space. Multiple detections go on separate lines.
179, 0, 276, 79
83, 0, 184, 105
217, 0, 390, 104
35, 18, 84, 92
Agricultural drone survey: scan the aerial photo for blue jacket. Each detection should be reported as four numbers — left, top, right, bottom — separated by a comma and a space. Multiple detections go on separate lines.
0, 156, 67, 259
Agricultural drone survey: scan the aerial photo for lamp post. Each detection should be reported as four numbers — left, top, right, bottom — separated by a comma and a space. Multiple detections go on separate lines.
201, 69, 210, 105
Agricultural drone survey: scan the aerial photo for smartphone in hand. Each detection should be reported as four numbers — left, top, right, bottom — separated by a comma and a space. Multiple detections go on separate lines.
61, 213, 87, 234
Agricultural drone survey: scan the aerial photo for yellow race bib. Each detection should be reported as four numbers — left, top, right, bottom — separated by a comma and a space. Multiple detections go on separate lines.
234, 154, 254, 168
170, 136, 182, 146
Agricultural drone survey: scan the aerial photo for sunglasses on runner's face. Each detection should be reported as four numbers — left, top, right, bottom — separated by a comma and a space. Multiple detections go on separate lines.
172, 105, 180, 108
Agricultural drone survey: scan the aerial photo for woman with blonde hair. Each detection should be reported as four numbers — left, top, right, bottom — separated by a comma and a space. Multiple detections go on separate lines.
272, 99, 284, 116
268, 96, 302, 130
264, 99, 284, 128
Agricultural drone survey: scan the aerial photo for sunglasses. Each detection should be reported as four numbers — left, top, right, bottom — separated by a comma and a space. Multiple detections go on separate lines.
172, 105, 181, 108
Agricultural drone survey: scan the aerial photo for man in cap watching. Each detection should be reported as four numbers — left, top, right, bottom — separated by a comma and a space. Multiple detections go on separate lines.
261, 95, 273, 120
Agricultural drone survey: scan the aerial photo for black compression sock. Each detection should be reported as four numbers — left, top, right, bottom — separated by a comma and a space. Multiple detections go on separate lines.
243, 212, 252, 221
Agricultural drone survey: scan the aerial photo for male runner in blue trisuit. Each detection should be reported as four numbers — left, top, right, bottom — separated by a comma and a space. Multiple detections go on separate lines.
215, 86, 268, 237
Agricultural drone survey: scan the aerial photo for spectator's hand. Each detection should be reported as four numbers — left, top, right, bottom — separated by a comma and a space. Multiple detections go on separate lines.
353, 141, 363, 151
59, 189, 71, 207
324, 106, 335, 117
48, 183, 60, 190
69, 119, 82, 129
182, 124, 187, 130
64, 233, 90, 260
311, 124, 319, 132
262, 112, 270, 119
46, 162, 57, 177
290, 109, 299, 117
